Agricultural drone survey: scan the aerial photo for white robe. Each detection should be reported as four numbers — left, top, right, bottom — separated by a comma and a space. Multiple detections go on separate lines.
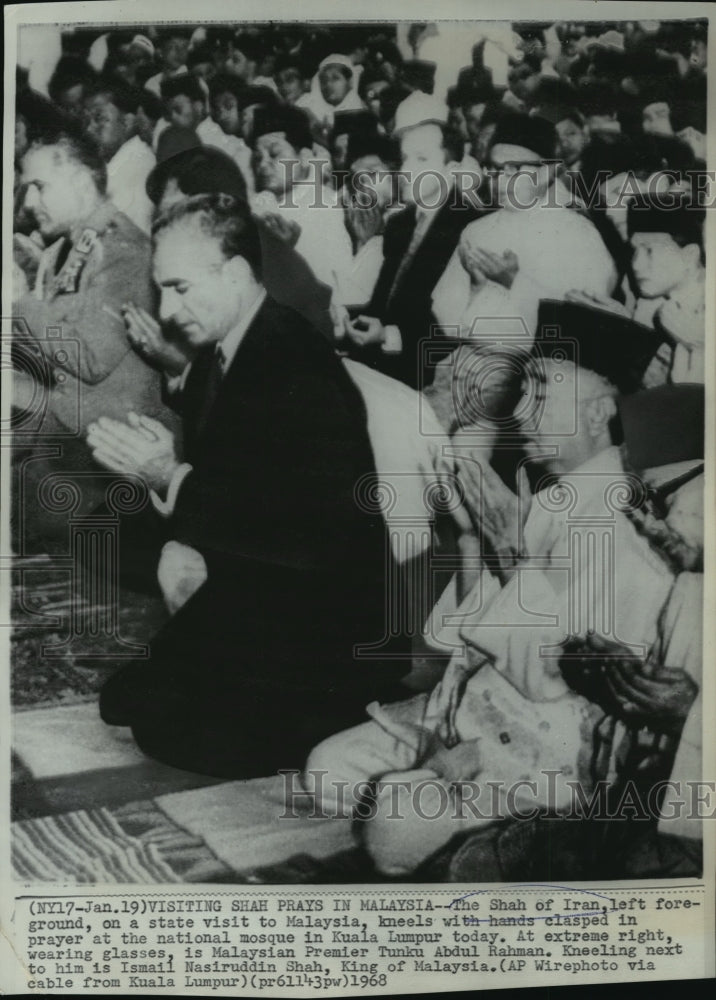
432, 195, 617, 342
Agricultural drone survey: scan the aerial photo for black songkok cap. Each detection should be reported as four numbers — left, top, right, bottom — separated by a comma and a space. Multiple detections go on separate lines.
532, 299, 668, 394
618, 384, 704, 469
402, 59, 437, 95
627, 192, 704, 249
160, 73, 206, 103
489, 112, 557, 159
346, 130, 397, 168
146, 143, 247, 204
251, 104, 313, 151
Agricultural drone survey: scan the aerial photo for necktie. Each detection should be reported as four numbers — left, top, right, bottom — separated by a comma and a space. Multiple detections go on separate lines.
386, 209, 433, 308
194, 345, 225, 437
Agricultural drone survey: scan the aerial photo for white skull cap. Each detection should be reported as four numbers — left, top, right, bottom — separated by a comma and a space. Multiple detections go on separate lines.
393, 91, 448, 134
319, 53, 354, 73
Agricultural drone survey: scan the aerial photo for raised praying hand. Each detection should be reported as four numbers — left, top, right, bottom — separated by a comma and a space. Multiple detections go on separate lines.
458, 242, 519, 290
122, 302, 191, 377
453, 444, 532, 582
87, 412, 180, 495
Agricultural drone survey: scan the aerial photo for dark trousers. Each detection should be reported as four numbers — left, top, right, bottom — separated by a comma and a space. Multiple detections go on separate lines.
100, 571, 407, 778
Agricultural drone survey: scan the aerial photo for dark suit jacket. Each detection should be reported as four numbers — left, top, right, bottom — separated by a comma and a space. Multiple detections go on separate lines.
166, 295, 402, 692
99, 295, 408, 775
356, 193, 486, 388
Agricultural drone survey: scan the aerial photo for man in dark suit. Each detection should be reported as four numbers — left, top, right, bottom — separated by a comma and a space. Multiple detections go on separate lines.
88, 193, 406, 778
345, 93, 486, 389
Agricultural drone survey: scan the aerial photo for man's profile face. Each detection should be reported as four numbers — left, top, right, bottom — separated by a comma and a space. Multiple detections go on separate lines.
21, 145, 87, 239
153, 223, 245, 347
85, 93, 129, 161
162, 37, 189, 72
167, 94, 202, 130
400, 123, 450, 206
631, 232, 692, 299
225, 46, 251, 81
212, 91, 241, 135
555, 118, 586, 166
252, 131, 300, 195
277, 67, 304, 104
522, 360, 606, 476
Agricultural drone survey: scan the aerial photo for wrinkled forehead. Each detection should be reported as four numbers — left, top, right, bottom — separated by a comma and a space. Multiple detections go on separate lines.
153, 219, 225, 275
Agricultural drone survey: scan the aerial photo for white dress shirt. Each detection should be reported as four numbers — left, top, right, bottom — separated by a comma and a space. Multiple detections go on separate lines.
106, 135, 156, 234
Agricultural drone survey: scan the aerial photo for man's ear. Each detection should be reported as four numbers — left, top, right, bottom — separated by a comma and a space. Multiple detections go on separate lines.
683, 242, 701, 268
123, 111, 136, 136
223, 254, 253, 286
584, 395, 617, 439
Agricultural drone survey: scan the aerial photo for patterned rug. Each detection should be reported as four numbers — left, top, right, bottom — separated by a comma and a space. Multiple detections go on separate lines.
12, 555, 167, 710
12, 796, 379, 885
10, 557, 383, 885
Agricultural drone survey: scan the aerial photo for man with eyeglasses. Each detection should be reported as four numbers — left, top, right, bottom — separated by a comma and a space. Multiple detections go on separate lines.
305, 300, 681, 878
432, 112, 617, 342
426, 111, 617, 433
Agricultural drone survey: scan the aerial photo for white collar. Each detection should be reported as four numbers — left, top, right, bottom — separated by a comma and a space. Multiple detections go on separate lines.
218, 287, 267, 373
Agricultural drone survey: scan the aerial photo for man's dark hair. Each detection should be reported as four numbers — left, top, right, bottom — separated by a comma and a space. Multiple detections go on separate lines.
230, 31, 267, 64
187, 43, 216, 69
161, 73, 206, 103
90, 75, 143, 114
439, 125, 466, 164
152, 193, 262, 278
48, 55, 98, 105
136, 87, 165, 123
208, 71, 245, 104
26, 129, 108, 195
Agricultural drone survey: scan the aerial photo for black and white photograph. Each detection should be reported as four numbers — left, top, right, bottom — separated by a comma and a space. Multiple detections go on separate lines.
2, 2, 713, 983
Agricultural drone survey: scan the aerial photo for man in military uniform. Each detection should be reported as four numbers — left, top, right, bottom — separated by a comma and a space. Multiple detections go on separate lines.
12, 129, 173, 549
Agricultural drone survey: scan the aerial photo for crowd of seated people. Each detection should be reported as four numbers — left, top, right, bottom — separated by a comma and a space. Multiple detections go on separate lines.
11, 18, 708, 880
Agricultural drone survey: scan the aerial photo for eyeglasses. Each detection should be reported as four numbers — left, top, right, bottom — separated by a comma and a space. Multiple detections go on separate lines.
641, 463, 704, 520
484, 160, 550, 177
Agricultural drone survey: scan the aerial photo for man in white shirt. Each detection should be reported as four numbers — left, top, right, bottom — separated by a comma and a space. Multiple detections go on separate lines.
249, 104, 354, 295
159, 73, 222, 147
297, 53, 365, 133
432, 112, 617, 341
305, 302, 677, 877
143, 27, 190, 96
84, 78, 155, 233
